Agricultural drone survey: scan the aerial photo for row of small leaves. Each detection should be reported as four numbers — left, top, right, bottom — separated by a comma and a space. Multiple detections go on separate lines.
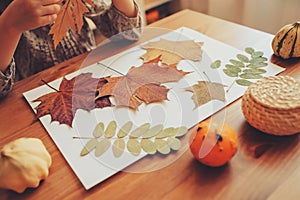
210, 47, 268, 86
80, 121, 188, 158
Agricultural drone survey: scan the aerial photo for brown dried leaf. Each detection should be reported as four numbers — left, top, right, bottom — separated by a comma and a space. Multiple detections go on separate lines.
186, 81, 226, 108
141, 39, 203, 65
96, 59, 188, 109
49, 0, 94, 48
34, 73, 112, 127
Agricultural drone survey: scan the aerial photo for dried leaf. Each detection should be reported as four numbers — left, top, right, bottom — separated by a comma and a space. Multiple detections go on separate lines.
34, 73, 112, 127
96, 59, 187, 109
112, 139, 125, 158
245, 47, 255, 54
93, 122, 104, 138
225, 64, 242, 73
117, 121, 133, 138
156, 127, 176, 139
141, 139, 157, 155
175, 127, 188, 137
251, 51, 264, 58
210, 60, 221, 69
223, 69, 239, 77
127, 139, 141, 156
186, 81, 226, 108
167, 138, 181, 151
80, 138, 98, 156
242, 69, 267, 74
104, 121, 117, 138
141, 39, 203, 65
95, 138, 111, 157
49, 0, 94, 47
229, 59, 245, 67
237, 54, 250, 63
236, 79, 253, 86
155, 139, 171, 155
239, 73, 263, 79
142, 124, 164, 138
130, 123, 151, 138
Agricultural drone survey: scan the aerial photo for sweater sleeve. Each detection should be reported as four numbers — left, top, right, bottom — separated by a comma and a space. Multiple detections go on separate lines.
0, 59, 15, 98
86, 1, 142, 40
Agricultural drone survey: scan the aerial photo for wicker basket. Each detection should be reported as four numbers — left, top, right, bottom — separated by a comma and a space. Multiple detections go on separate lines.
242, 76, 300, 136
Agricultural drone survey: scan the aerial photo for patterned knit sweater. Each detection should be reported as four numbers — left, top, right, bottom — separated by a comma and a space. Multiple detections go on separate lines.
0, 0, 142, 98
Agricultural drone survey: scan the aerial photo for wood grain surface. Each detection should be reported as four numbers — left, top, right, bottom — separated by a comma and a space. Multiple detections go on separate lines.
0, 10, 300, 200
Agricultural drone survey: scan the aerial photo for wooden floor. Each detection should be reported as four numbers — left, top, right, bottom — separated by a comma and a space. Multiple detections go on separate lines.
179, 0, 300, 34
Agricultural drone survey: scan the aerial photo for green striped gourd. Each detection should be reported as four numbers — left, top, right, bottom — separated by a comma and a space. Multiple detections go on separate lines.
272, 22, 300, 59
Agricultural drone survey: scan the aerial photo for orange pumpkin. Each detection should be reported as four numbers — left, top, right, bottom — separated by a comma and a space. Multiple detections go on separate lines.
190, 120, 238, 167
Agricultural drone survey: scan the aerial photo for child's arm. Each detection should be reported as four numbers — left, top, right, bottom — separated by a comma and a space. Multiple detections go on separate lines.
112, 0, 138, 18
0, 0, 61, 72
87, 0, 142, 40
0, 0, 60, 98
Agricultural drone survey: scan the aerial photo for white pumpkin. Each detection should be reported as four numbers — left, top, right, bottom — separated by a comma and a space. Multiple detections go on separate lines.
0, 138, 52, 193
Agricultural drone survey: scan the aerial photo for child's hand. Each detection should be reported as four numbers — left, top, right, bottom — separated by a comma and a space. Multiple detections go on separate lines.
3, 0, 61, 34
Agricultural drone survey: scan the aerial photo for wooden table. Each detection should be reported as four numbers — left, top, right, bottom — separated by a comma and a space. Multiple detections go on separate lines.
1, 9, 300, 199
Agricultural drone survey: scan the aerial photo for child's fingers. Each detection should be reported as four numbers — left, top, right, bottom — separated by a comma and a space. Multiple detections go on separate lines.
39, 14, 58, 26
41, 0, 61, 6
40, 4, 61, 16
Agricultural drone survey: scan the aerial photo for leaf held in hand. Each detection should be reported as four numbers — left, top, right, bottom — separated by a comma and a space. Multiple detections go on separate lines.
49, 0, 95, 48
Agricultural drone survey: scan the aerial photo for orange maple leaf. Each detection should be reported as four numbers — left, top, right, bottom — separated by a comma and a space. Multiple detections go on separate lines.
95, 59, 189, 110
34, 73, 112, 127
49, 0, 94, 48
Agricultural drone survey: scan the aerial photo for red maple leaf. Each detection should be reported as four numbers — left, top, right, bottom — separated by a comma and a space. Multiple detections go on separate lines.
95, 59, 189, 109
34, 73, 112, 127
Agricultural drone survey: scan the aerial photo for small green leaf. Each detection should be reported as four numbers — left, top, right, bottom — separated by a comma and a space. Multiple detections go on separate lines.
117, 121, 133, 138
243, 69, 267, 74
112, 138, 125, 158
155, 139, 171, 155
93, 122, 104, 138
250, 57, 268, 63
141, 139, 157, 155
229, 59, 245, 67
251, 51, 264, 58
236, 79, 253, 86
130, 123, 151, 138
167, 138, 182, 151
225, 64, 242, 73
95, 138, 111, 157
240, 73, 263, 79
223, 69, 239, 77
142, 124, 163, 138
245, 47, 255, 54
247, 62, 268, 68
210, 60, 221, 69
237, 54, 250, 63
80, 138, 98, 157
104, 121, 117, 138
127, 139, 141, 156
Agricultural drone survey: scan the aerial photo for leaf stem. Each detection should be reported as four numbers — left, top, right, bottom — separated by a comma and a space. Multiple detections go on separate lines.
97, 62, 126, 76
203, 71, 212, 82
41, 80, 59, 92
73, 136, 94, 139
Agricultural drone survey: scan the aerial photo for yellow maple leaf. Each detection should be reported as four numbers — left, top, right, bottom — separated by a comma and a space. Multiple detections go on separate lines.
141, 39, 204, 65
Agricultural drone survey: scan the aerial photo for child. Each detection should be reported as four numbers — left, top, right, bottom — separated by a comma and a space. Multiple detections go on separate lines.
0, 0, 142, 98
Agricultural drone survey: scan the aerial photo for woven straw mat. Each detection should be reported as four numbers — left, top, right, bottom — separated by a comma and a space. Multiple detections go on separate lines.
242, 76, 300, 136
